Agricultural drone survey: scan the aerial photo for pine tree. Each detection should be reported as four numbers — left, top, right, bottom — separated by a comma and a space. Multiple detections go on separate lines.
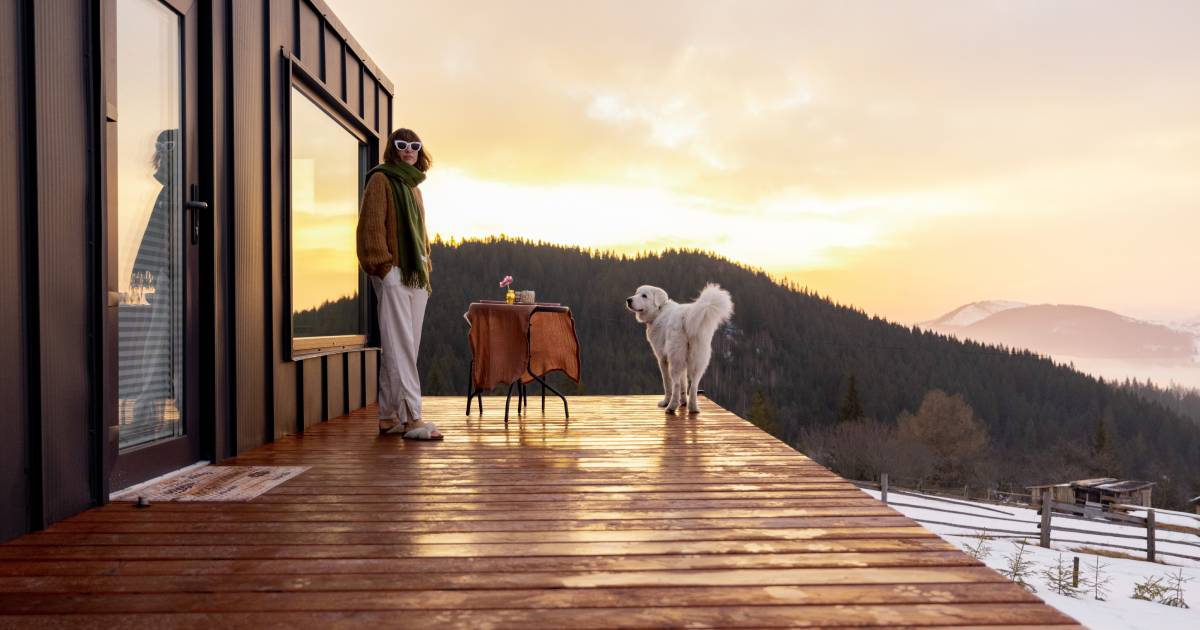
999, 540, 1038, 592
1094, 416, 1109, 452
1040, 553, 1083, 597
1088, 556, 1111, 601
1131, 575, 1169, 602
747, 389, 779, 436
1162, 567, 1192, 608
838, 374, 864, 423
961, 530, 993, 561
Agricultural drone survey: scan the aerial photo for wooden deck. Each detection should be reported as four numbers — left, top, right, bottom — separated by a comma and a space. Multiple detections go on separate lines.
0, 395, 1079, 628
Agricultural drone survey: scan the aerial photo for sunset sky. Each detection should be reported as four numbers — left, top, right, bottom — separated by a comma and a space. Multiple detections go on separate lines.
333, 0, 1198, 324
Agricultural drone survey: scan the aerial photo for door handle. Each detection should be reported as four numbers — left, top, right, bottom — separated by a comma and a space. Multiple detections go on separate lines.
187, 184, 209, 245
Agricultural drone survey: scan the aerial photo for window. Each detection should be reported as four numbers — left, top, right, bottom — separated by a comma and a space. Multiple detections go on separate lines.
289, 86, 367, 354
115, 0, 185, 448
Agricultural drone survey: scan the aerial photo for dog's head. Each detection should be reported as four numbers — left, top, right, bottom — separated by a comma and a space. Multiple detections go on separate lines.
625, 285, 669, 323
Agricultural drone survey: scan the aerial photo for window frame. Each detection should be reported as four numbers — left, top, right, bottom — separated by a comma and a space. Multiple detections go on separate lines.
283, 54, 379, 360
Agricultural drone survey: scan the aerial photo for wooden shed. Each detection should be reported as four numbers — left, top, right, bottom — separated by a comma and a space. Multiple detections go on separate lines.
1025, 483, 1073, 506
1070, 478, 1155, 508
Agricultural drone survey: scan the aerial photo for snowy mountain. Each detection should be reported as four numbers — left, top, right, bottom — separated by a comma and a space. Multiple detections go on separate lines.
921, 302, 1200, 388
920, 300, 1028, 329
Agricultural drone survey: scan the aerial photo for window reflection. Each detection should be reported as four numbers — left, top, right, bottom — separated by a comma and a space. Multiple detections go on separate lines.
290, 88, 364, 339
116, 0, 184, 449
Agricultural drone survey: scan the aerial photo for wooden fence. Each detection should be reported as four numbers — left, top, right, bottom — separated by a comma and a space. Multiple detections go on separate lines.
854, 475, 1200, 564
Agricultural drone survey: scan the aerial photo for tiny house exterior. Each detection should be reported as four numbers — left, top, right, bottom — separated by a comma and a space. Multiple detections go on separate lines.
2, 0, 392, 541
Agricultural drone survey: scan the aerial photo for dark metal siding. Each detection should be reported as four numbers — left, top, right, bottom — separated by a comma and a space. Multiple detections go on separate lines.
325, 353, 345, 420
274, 362, 296, 440
301, 357, 323, 428
0, 0, 390, 542
0, 0, 30, 540
297, 0, 320, 66
363, 76, 376, 134
203, 0, 232, 460
345, 55, 361, 116
32, 0, 96, 523
376, 84, 388, 135
347, 350, 363, 411
324, 30, 343, 100
232, 0, 269, 451
365, 349, 378, 404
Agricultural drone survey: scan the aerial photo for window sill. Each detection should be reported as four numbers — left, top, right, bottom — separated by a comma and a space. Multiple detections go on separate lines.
291, 335, 370, 360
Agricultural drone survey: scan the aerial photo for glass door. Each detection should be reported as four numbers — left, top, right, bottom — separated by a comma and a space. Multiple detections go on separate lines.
106, 0, 202, 491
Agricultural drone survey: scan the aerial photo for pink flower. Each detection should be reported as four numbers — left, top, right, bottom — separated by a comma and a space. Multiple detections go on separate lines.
499, 275, 513, 288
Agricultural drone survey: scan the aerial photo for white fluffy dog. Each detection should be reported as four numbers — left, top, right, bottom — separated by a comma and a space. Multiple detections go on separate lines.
626, 284, 733, 413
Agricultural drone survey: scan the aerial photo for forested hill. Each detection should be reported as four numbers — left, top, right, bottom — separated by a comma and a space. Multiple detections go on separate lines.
417, 237, 1200, 508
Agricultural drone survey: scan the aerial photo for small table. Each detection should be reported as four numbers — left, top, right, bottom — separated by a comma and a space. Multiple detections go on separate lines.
464, 301, 581, 423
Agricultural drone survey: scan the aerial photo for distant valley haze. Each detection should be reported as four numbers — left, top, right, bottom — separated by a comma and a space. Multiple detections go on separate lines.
922, 300, 1200, 389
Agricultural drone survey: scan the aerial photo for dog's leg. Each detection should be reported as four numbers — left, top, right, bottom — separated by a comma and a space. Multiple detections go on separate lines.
686, 342, 712, 414
657, 356, 671, 408
666, 353, 687, 413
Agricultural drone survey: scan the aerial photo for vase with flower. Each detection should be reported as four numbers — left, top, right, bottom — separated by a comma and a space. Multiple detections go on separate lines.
499, 275, 515, 304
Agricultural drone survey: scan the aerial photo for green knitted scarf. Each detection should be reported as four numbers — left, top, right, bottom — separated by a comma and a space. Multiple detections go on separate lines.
366, 162, 430, 291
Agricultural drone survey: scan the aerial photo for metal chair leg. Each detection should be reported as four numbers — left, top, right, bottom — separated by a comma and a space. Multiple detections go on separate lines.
504, 381, 518, 424
466, 358, 474, 415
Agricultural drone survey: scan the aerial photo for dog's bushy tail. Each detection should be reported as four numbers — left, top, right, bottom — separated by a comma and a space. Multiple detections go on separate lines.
686, 283, 734, 340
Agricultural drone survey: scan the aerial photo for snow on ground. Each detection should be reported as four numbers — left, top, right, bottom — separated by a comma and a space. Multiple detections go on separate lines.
862, 488, 1200, 628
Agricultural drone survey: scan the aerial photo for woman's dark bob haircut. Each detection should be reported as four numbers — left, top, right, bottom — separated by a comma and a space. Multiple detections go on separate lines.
383, 128, 432, 172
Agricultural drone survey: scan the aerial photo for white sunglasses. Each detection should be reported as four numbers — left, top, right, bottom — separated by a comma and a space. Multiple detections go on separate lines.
393, 140, 422, 152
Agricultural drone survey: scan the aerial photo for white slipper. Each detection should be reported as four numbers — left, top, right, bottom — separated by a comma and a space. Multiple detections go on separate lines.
402, 421, 444, 441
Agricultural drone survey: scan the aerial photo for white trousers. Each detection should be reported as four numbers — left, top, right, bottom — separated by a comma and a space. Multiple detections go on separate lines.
371, 267, 429, 422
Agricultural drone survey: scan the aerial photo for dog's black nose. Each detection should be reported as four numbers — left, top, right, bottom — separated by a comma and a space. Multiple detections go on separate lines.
625, 298, 633, 306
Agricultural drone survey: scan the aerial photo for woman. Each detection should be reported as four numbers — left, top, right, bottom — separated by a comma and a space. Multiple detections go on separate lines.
356, 128, 442, 440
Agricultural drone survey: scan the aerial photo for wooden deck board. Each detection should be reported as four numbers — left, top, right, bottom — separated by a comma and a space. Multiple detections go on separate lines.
0, 395, 1079, 628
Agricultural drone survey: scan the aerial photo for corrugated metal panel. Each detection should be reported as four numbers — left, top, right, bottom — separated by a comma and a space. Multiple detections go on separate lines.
268, 0, 290, 443
0, 0, 29, 540
345, 54, 360, 117
324, 29, 342, 100
274, 361, 295, 439
374, 84, 388, 135
365, 349, 377, 404
325, 353, 345, 419
33, 0, 95, 523
376, 83, 388, 134
362, 76, 375, 133
297, 0, 320, 67
207, 0, 233, 460
232, 0, 268, 451
301, 357, 323, 428
347, 350, 363, 411
306, 0, 392, 93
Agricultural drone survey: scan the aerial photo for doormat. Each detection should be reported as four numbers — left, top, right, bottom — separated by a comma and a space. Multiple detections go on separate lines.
111, 466, 310, 502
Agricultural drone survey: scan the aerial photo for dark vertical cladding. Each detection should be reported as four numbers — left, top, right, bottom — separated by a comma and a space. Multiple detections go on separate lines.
326, 353, 345, 420
363, 76, 376, 133
33, 0, 96, 523
297, 0, 320, 68
324, 30, 343, 100
0, 0, 391, 542
366, 349, 378, 404
347, 350, 363, 411
0, 0, 30, 540
345, 55, 361, 116
232, 0, 268, 451
301, 357, 323, 428
201, 0, 231, 460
